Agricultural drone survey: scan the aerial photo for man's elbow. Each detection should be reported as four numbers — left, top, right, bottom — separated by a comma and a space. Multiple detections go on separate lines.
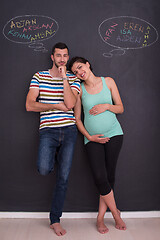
26, 101, 32, 112
66, 103, 75, 110
65, 100, 76, 110
65, 94, 78, 110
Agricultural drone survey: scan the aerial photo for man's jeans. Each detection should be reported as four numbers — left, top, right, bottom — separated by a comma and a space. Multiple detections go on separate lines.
37, 125, 77, 224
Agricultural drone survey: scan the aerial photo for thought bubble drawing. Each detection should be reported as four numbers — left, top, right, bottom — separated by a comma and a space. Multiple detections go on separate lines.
3, 15, 59, 52
98, 16, 159, 57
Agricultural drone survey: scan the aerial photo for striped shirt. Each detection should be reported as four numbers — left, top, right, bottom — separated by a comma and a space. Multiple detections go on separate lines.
30, 70, 81, 129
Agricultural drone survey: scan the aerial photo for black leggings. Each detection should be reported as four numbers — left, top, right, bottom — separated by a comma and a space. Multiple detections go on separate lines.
85, 135, 123, 196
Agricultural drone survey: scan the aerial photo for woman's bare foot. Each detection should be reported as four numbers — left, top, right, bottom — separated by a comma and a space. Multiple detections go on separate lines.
113, 212, 126, 230
96, 216, 109, 234
50, 223, 66, 236
117, 209, 121, 217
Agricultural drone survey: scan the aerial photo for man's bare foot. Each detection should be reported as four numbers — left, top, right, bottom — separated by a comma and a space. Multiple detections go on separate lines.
50, 223, 66, 236
96, 217, 109, 234
113, 213, 126, 230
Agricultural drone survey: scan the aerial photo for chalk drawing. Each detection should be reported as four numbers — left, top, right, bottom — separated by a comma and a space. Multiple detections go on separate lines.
3, 15, 59, 52
98, 16, 158, 57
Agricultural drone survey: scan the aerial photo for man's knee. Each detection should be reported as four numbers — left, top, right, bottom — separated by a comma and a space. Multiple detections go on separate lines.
38, 167, 51, 176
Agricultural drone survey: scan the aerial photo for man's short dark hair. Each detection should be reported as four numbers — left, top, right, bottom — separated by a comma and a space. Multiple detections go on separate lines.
52, 42, 69, 55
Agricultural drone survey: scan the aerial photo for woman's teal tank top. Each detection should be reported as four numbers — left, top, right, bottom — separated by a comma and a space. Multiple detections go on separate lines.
81, 77, 123, 144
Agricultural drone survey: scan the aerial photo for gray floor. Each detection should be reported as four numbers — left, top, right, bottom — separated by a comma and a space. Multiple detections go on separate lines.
0, 218, 160, 240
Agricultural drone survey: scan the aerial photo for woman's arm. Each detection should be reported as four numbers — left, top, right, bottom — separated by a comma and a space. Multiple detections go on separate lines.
89, 77, 124, 115
74, 90, 110, 144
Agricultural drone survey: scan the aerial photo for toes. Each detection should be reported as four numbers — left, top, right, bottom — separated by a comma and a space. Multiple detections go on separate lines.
61, 229, 67, 235
50, 223, 67, 236
54, 229, 66, 236
97, 225, 109, 234
99, 229, 109, 234
103, 229, 109, 233
116, 225, 126, 230
55, 230, 62, 236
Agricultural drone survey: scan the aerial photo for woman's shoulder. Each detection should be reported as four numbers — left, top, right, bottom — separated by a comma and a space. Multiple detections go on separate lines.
103, 76, 114, 82
103, 77, 116, 89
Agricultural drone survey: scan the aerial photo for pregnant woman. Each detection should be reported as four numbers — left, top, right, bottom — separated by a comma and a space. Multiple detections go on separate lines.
69, 57, 126, 234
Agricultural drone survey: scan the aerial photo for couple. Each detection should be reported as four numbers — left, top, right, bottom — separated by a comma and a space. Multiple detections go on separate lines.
26, 42, 126, 236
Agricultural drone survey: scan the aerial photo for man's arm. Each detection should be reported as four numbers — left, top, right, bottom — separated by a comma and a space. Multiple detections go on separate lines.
26, 88, 69, 112
58, 66, 78, 109
63, 80, 78, 109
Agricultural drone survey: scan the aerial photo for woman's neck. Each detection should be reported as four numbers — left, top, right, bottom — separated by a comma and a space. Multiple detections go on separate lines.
84, 73, 100, 88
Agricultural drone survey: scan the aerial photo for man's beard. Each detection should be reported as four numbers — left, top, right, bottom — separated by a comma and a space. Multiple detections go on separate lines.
55, 62, 66, 68
55, 62, 59, 68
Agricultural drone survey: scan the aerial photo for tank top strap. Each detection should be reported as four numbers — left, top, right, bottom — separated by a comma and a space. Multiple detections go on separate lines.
101, 77, 110, 92
82, 77, 109, 96
81, 82, 86, 95
101, 76, 106, 83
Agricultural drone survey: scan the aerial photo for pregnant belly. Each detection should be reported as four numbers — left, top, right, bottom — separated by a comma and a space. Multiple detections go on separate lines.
84, 111, 117, 135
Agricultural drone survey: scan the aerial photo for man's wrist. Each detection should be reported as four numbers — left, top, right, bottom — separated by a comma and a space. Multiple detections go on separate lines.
62, 77, 69, 80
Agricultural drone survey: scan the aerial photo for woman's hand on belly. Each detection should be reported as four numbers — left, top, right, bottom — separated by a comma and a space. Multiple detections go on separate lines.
89, 104, 109, 115
88, 134, 110, 144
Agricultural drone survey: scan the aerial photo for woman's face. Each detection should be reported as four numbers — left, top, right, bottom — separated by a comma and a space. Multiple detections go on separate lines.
71, 61, 90, 80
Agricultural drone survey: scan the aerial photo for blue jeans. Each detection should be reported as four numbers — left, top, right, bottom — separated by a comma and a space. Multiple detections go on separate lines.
37, 125, 77, 224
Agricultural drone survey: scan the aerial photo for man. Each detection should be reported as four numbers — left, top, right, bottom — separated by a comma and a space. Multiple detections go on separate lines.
26, 42, 80, 236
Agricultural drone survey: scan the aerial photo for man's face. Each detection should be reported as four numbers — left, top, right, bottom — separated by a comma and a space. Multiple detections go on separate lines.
51, 48, 69, 68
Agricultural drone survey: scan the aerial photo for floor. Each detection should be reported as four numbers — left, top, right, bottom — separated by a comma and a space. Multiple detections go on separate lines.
0, 218, 160, 240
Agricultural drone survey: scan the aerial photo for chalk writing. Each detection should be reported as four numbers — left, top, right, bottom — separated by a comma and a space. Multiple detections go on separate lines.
10, 19, 37, 28
120, 29, 132, 35
98, 16, 158, 57
22, 23, 54, 32
123, 22, 144, 32
7, 30, 31, 40
104, 23, 118, 41
142, 26, 151, 47
30, 29, 56, 42
117, 35, 142, 44
3, 15, 59, 52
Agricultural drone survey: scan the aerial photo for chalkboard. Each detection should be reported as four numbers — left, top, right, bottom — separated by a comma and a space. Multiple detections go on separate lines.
1, 0, 160, 213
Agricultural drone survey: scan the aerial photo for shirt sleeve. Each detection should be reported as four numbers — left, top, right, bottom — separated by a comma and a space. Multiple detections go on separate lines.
71, 78, 81, 93
29, 72, 40, 89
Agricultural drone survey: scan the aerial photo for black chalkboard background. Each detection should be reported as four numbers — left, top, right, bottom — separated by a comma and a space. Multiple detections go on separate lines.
1, 0, 160, 212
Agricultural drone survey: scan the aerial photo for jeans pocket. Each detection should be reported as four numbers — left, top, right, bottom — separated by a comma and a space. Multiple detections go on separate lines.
68, 125, 77, 132
39, 127, 50, 136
